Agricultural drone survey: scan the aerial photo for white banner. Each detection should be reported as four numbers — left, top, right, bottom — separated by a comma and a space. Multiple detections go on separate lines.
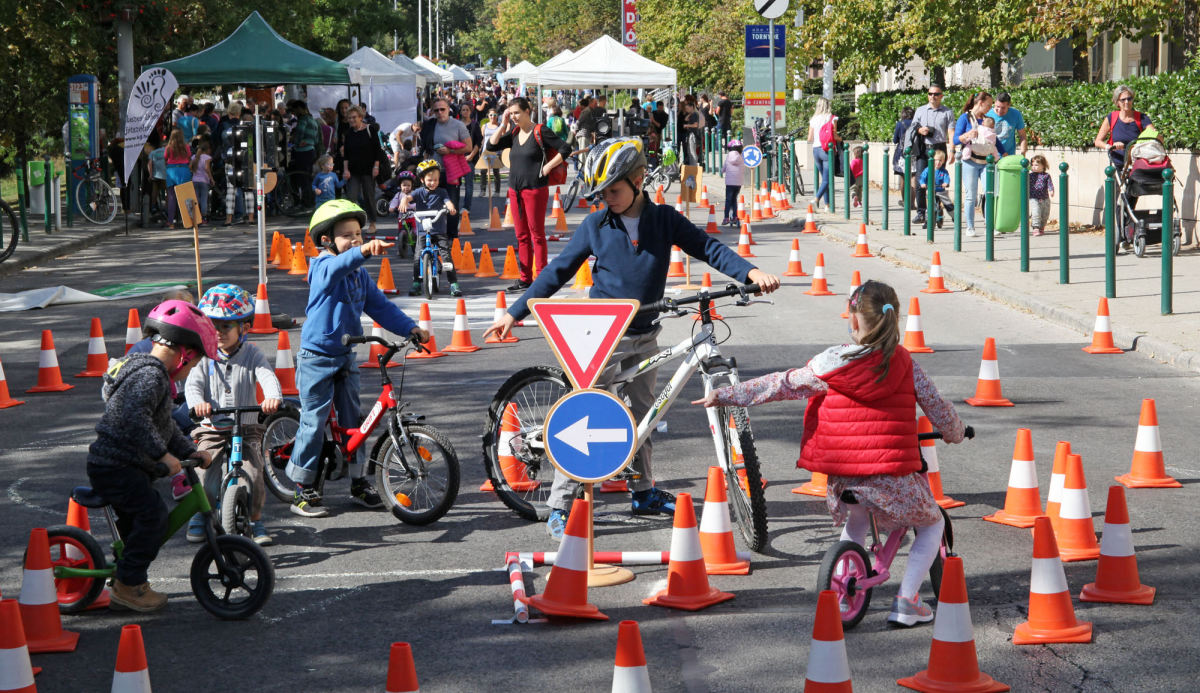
122, 67, 178, 185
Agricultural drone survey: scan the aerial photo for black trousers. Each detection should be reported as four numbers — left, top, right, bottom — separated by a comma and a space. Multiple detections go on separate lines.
86, 464, 168, 586
412, 232, 458, 284
443, 181, 462, 240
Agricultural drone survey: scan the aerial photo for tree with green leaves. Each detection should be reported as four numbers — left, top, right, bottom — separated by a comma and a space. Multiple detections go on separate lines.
636, 0, 759, 90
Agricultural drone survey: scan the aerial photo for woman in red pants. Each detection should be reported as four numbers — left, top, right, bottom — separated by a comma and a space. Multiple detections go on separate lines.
486, 97, 572, 291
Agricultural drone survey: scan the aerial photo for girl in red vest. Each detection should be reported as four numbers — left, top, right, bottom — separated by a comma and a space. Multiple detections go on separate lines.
694, 280, 965, 626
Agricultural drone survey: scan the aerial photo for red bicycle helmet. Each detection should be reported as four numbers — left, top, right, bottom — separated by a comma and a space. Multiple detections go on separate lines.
143, 300, 219, 361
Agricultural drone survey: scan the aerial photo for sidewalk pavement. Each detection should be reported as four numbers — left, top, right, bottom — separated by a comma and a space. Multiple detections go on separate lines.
0, 216, 131, 281
773, 192, 1200, 374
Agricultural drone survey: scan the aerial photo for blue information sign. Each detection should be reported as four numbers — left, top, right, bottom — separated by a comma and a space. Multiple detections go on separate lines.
742, 145, 763, 168
544, 389, 638, 483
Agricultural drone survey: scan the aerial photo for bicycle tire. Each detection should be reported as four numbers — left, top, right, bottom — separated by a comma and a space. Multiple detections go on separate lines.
221, 483, 253, 538
0, 201, 18, 263
43, 525, 107, 614
481, 365, 572, 521
722, 405, 768, 552
261, 409, 301, 503
423, 253, 436, 301
77, 178, 118, 224
279, 171, 314, 218
190, 534, 274, 620
563, 178, 581, 212
371, 423, 460, 525
928, 506, 954, 600
817, 540, 875, 629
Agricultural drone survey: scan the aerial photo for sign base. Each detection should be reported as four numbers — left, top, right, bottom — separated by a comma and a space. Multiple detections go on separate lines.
588, 564, 635, 587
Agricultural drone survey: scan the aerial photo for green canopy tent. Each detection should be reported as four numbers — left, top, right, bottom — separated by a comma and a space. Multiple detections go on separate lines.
144, 11, 356, 85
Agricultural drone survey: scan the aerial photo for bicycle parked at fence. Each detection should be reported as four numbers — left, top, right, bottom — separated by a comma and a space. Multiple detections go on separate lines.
0, 199, 18, 263
75, 157, 119, 225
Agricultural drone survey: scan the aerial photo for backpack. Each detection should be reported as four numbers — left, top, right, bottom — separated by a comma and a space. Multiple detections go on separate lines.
900, 120, 927, 162
547, 115, 567, 137
1107, 111, 1144, 145
532, 124, 568, 186
818, 115, 836, 152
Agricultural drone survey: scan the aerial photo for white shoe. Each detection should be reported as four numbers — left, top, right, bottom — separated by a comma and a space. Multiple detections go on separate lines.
965, 228, 978, 237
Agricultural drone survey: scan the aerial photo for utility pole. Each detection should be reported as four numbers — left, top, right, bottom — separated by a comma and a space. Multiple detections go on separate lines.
393, 0, 398, 53
418, 0, 423, 56
822, 4, 833, 99
436, 0, 441, 60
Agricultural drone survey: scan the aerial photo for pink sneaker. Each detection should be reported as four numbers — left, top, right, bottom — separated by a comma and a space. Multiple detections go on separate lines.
170, 472, 192, 501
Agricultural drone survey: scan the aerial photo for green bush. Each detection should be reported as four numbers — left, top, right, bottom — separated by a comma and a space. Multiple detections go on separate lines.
786, 96, 860, 142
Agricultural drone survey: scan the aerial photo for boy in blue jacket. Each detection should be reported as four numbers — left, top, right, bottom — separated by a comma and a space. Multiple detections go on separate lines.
287, 200, 429, 518
483, 137, 780, 538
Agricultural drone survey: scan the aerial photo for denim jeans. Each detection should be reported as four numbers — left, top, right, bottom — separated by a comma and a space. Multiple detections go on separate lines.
193, 182, 210, 220
723, 185, 741, 222
459, 171, 474, 219
286, 349, 366, 486
813, 147, 831, 206
961, 159, 987, 230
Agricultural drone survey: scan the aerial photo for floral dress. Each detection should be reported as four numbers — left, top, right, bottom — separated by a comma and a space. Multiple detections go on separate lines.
711, 344, 965, 531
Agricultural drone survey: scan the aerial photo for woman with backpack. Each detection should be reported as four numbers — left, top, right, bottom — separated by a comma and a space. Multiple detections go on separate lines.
485, 97, 572, 291
1093, 85, 1152, 169
808, 97, 838, 212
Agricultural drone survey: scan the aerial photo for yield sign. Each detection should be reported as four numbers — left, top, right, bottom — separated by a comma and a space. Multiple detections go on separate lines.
528, 299, 641, 389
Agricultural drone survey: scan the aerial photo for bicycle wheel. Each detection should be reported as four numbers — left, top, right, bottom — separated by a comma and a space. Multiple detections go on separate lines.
279, 171, 314, 217
398, 228, 412, 259
190, 534, 274, 620
562, 178, 581, 212
372, 423, 460, 525
816, 540, 875, 629
77, 179, 118, 224
423, 254, 435, 301
261, 409, 301, 503
220, 482, 253, 538
481, 365, 572, 521
43, 525, 108, 614
714, 403, 768, 552
0, 201, 18, 263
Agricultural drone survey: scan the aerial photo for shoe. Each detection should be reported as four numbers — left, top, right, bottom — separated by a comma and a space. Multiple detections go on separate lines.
631, 487, 676, 515
350, 478, 384, 509
251, 521, 274, 546
186, 514, 206, 543
547, 508, 570, 540
965, 228, 978, 237
290, 486, 330, 518
109, 579, 168, 612
450, 282, 463, 298
170, 472, 192, 501
408, 281, 422, 296
914, 213, 926, 224
507, 280, 532, 292
887, 594, 935, 627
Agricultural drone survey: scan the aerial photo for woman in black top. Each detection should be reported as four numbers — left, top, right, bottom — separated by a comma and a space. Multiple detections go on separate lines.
459, 103, 484, 220
339, 106, 384, 232
486, 97, 571, 290
682, 99, 701, 166
892, 106, 915, 177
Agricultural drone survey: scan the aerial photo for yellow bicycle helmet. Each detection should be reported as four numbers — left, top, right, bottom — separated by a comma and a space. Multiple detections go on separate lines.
309, 199, 367, 246
583, 137, 647, 197
416, 159, 442, 180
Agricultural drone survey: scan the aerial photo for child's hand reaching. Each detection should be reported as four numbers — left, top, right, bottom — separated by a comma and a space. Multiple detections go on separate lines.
691, 391, 720, 408
360, 239, 394, 257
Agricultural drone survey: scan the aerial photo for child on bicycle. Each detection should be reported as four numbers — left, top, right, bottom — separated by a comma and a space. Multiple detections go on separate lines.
86, 300, 218, 612
184, 284, 282, 546
693, 280, 965, 627
396, 159, 461, 298
919, 150, 954, 220
387, 170, 419, 255
287, 200, 429, 518
483, 137, 781, 539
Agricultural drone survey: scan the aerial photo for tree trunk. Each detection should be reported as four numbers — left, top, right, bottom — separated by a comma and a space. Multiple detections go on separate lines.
989, 57, 1002, 89
15, 131, 28, 202
1072, 32, 1090, 82
931, 65, 945, 87
1183, 0, 1200, 60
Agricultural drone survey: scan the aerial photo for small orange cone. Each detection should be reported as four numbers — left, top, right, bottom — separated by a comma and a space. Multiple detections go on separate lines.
572, 260, 594, 290
75, 318, 109, 377
897, 556, 1010, 693
481, 403, 540, 492
60, 499, 112, 611
746, 226, 758, 245
476, 245, 499, 278
852, 224, 872, 257
360, 323, 400, 369
521, 498, 608, 620
918, 415, 964, 509
1057, 453, 1100, 562
698, 467, 750, 575
644, 493, 735, 610
700, 185, 710, 208
460, 241, 478, 273
385, 642, 420, 693
0, 598, 38, 692
1116, 398, 1180, 488
268, 232, 281, 265
274, 332, 299, 395
555, 207, 569, 232
288, 242, 309, 276
590, 204, 599, 213
793, 471, 828, 496
611, 621, 652, 692
376, 258, 398, 294
458, 210, 475, 236
450, 238, 464, 270
964, 338, 1012, 406
1013, 517, 1093, 644
1080, 485, 1155, 605
783, 239, 808, 277
276, 237, 294, 271
840, 272, 862, 319
246, 284, 279, 334
443, 299, 481, 353
736, 195, 746, 222
489, 205, 503, 231
804, 254, 834, 296
124, 309, 141, 354
0, 354, 25, 409
407, 304, 445, 360
1082, 298, 1122, 354
803, 590, 854, 692
303, 229, 318, 257
1045, 441, 1071, 536
486, 292, 519, 344
19, 529, 79, 653
750, 195, 763, 222
500, 246, 521, 280
111, 624, 151, 693
549, 190, 563, 219
654, 185, 665, 205
902, 297, 935, 353
920, 252, 952, 294
26, 331, 73, 394
693, 274, 723, 321
736, 224, 755, 258
803, 204, 818, 233
759, 191, 774, 219
674, 195, 684, 215
705, 205, 720, 234
983, 428, 1043, 528
502, 202, 515, 228
667, 246, 686, 277
577, 193, 590, 209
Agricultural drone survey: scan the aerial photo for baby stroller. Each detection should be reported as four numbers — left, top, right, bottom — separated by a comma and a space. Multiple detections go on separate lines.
1112, 127, 1184, 258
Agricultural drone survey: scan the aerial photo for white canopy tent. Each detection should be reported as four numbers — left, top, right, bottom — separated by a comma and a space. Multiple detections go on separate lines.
392, 53, 442, 83
536, 49, 574, 72
413, 56, 454, 82
501, 60, 537, 82
307, 47, 419, 135
448, 65, 473, 82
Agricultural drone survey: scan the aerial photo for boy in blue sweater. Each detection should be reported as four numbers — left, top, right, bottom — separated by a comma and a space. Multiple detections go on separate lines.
287, 200, 429, 518
312, 155, 346, 207
483, 137, 780, 538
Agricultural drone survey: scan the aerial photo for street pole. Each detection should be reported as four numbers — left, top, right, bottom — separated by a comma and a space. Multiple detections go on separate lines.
1104, 166, 1116, 298
1058, 162, 1070, 284
418, 0, 422, 56
862, 142, 869, 225
881, 146, 889, 231
116, 11, 135, 138
769, 19, 776, 141
953, 151, 962, 251
902, 147, 911, 236
1162, 169, 1174, 315
1019, 157, 1030, 272
985, 155, 996, 262
255, 114, 267, 288
394, 0, 398, 54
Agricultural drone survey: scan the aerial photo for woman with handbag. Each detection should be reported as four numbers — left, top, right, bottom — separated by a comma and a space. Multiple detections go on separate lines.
808, 97, 838, 212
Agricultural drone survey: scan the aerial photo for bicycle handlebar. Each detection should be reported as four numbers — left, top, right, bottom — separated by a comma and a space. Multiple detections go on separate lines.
342, 332, 429, 354
918, 426, 975, 442
638, 283, 761, 315
207, 406, 265, 416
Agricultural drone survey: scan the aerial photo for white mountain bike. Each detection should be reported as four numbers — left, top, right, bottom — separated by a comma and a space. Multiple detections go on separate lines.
481, 282, 774, 551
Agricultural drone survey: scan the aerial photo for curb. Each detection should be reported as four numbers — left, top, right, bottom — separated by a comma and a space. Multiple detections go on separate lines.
776, 209, 1200, 376
0, 225, 128, 281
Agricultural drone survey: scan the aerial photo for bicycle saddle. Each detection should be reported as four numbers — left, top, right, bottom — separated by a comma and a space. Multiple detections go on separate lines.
72, 486, 108, 509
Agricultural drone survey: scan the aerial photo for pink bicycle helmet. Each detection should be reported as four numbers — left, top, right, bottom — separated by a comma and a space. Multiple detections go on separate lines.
143, 300, 219, 361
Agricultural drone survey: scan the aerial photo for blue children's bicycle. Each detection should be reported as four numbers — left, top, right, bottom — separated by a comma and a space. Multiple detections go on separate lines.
413, 208, 450, 301
198, 405, 265, 539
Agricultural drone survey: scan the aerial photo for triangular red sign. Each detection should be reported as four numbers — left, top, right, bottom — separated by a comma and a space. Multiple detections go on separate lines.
528, 299, 641, 389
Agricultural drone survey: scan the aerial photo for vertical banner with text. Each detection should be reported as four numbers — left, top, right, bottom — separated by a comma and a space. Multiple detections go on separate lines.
743, 25, 786, 128
622, 0, 639, 51
122, 67, 178, 185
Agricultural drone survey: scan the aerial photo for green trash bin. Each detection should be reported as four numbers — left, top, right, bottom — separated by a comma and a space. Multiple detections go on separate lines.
995, 154, 1023, 233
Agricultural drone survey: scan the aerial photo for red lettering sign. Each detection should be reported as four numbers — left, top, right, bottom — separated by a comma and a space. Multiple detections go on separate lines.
622, 0, 638, 50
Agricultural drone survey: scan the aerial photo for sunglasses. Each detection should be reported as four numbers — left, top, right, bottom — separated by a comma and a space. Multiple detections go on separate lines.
434, 107, 448, 112
928, 92, 943, 96
1119, 96, 1135, 103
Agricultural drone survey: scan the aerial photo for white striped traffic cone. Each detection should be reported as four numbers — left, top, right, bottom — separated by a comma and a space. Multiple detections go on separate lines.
0, 353, 24, 409
736, 195, 746, 222
667, 246, 686, 277
674, 195, 684, 215
983, 428, 1042, 528
851, 224, 872, 257
1045, 441, 1071, 536
803, 204, 818, 233
803, 254, 834, 296
1056, 453, 1100, 562
1116, 398, 1180, 488
360, 323, 399, 369
124, 309, 141, 354
274, 332, 299, 395
1080, 485, 1155, 605
75, 317, 109, 377
1013, 517, 1093, 644
901, 297, 934, 353
840, 272, 862, 319
804, 590, 854, 692
247, 283, 278, 334
111, 625, 151, 693
0, 599, 37, 693
26, 330, 73, 393
704, 205, 720, 234
406, 303, 445, 359
1082, 298, 1122, 354
700, 185, 710, 208
963, 338, 1012, 406
698, 466, 750, 575
19, 528, 79, 653
521, 498, 608, 620
486, 292, 519, 343
643, 493, 734, 611
783, 239, 808, 277
920, 252, 952, 293
611, 621, 652, 693
918, 416, 963, 508
736, 225, 755, 258
443, 299, 481, 353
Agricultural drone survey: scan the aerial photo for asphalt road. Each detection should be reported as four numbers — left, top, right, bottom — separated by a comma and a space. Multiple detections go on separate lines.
1, 198, 1197, 692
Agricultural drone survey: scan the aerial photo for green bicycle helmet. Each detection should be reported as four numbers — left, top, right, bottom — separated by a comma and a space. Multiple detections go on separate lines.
309, 199, 368, 246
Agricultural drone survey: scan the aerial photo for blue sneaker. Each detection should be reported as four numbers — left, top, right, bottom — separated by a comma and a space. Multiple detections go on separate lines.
251, 521, 274, 546
186, 514, 206, 543
546, 508, 570, 540
631, 488, 676, 516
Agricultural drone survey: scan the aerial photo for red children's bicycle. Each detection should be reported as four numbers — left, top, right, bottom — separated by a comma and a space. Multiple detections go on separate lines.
261, 334, 459, 525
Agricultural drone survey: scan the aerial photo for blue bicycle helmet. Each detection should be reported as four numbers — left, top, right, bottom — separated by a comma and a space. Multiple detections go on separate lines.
198, 284, 255, 322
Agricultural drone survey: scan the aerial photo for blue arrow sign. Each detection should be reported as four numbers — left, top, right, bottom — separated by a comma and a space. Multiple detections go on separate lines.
544, 389, 638, 483
743, 145, 763, 168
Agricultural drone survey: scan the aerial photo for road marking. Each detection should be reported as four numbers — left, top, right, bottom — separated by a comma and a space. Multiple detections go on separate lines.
261, 584, 369, 624
5, 478, 63, 516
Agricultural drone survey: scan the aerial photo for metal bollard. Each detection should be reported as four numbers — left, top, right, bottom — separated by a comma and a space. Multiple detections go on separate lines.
862, 142, 870, 225
902, 147, 912, 236
830, 146, 837, 215
43, 155, 53, 234
1162, 168, 1174, 315
984, 155, 996, 262
843, 145, 851, 220
882, 146, 889, 231
15, 159, 29, 241
789, 139, 798, 203
926, 159, 935, 243
1104, 166, 1116, 298
953, 151, 963, 252
1058, 162, 1069, 284
1019, 157, 1030, 272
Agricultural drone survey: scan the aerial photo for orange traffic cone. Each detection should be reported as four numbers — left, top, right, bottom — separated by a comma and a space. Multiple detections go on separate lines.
26, 331, 73, 394
736, 195, 746, 222
273, 332, 299, 395
522, 498, 608, 619
288, 243, 309, 276
804, 590, 854, 692
644, 493, 735, 611
377, 258, 398, 294
902, 297, 934, 353
746, 225, 758, 245
803, 204, 819, 233
918, 416, 964, 509
443, 299, 481, 353
268, 232, 281, 265
700, 185, 710, 208
480, 403, 540, 492
450, 238, 465, 270
385, 642, 420, 693
572, 260, 594, 290
459, 210, 474, 236
654, 185, 665, 205
804, 254, 834, 296
736, 224, 755, 258
1045, 441, 1071, 536
1082, 298, 1122, 354
60, 499, 112, 611
964, 338, 1012, 406
1080, 485, 1155, 605
897, 556, 1010, 693
852, 224, 872, 257
247, 283, 279, 334
303, 229, 318, 257
489, 205, 503, 231
1116, 398, 1180, 488
611, 621, 651, 692
783, 239, 808, 277
1013, 516, 1093, 644
750, 195, 763, 222
75, 318, 109, 377
486, 292, 519, 344
124, 309, 141, 354
500, 246, 520, 280
760, 191, 775, 219
407, 303, 445, 360
549, 191, 563, 218
674, 195, 684, 215
476, 245, 499, 278
0, 598, 38, 691
983, 428, 1043, 528
920, 252, 952, 294
705, 205, 720, 234
726, 414, 762, 489
460, 241, 478, 273
698, 466, 750, 575
111, 624, 150, 693
577, 193, 590, 209
19, 528, 79, 653
0, 354, 25, 409
502, 202, 515, 228
694, 274, 723, 321
793, 472, 828, 496
1057, 453, 1100, 562
555, 208, 569, 232
840, 272, 862, 319
360, 323, 400, 369
276, 237, 294, 271
667, 246, 686, 277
